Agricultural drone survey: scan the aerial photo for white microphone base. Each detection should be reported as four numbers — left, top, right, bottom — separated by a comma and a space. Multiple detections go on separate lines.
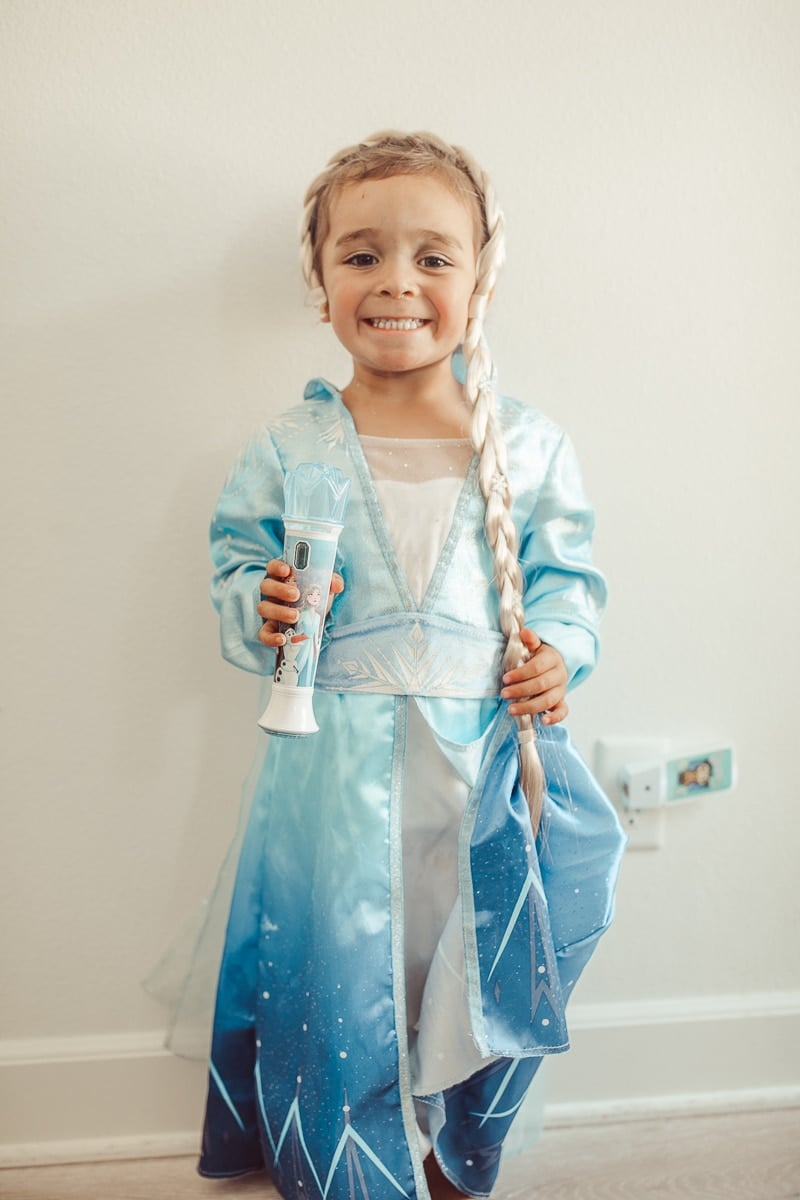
258, 684, 319, 737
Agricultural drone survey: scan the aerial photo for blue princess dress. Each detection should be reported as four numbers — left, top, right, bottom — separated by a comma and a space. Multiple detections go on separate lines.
193, 378, 625, 1200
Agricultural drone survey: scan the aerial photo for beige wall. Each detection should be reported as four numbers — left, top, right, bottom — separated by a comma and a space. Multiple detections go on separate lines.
2, 0, 799, 1157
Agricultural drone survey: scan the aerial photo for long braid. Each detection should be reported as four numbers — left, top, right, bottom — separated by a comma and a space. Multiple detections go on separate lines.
453, 146, 545, 831
301, 132, 545, 831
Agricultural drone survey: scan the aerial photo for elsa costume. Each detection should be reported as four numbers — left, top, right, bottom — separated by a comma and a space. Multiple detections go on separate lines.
178, 375, 624, 1199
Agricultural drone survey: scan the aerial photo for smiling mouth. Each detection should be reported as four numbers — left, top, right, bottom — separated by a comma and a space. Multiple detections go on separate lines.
365, 318, 428, 331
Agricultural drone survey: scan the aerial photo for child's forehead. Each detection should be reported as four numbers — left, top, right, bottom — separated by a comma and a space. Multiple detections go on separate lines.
326, 173, 480, 242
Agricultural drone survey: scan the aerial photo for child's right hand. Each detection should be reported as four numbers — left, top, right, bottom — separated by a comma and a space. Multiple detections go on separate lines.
257, 559, 344, 648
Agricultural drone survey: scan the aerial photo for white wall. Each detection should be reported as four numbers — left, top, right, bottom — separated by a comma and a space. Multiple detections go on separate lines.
2, 0, 799, 1159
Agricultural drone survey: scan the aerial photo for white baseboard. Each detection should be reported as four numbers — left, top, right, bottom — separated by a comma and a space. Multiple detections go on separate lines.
545, 1084, 800, 1129
2, 991, 799, 1169
0, 1133, 200, 1169
541, 989, 800, 1113
0, 1031, 208, 1168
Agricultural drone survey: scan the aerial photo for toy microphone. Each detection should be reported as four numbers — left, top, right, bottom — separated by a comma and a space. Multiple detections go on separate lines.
257, 462, 351, 737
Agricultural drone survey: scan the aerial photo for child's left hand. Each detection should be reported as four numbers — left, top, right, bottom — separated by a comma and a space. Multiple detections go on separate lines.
500, 628, 569, 725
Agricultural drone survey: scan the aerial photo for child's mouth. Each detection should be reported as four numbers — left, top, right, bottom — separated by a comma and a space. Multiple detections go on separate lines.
365, 318, 427, 331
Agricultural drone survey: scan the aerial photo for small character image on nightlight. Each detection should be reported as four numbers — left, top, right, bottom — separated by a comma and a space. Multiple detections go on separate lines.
678, 758, 713, 789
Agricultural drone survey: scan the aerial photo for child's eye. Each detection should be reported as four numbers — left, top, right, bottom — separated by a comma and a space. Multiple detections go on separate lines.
419, 254, 450, 269
345, 253, 378, 267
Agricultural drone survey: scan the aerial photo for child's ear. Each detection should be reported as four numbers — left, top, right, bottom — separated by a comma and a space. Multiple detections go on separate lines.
319, 297, 330, 323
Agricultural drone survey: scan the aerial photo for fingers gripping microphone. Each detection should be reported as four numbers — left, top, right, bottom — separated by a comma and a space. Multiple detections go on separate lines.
258, 462, 351, 737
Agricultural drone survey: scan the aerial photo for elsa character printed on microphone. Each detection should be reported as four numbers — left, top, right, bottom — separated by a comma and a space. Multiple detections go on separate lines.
274, 582, 323, 688
293, 583, 323, 686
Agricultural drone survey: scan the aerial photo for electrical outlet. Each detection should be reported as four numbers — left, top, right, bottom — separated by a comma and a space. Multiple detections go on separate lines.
594, 737, 670, 851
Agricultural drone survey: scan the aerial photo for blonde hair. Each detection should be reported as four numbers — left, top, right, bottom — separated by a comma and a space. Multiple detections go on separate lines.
301, 131, 545, 831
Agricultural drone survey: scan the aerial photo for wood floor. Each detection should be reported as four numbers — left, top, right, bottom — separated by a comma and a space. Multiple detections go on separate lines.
1, 1109, 798, 1200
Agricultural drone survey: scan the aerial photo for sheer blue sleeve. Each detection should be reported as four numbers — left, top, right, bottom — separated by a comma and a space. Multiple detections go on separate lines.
519, 433, 607, 689
210, 430, 286, 675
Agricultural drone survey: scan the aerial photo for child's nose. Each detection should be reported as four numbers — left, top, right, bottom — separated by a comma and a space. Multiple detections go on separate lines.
377, 258, 417, 296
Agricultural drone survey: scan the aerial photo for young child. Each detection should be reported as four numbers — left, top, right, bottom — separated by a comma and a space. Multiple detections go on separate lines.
199, 131, 626, 1200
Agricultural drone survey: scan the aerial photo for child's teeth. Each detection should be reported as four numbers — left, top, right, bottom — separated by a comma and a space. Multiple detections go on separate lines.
369, 318, 424, 330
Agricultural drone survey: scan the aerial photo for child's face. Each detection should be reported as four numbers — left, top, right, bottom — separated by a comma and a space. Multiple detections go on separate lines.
318, 173, 479, 387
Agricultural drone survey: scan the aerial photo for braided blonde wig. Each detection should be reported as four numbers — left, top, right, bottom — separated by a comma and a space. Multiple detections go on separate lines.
301, 131, 545, 830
